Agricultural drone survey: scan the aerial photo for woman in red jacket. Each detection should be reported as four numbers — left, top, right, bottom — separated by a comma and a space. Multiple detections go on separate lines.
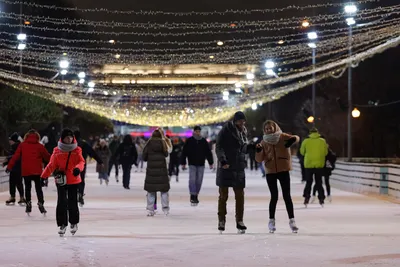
7, 129, 50, 214
41, 129, 85, 236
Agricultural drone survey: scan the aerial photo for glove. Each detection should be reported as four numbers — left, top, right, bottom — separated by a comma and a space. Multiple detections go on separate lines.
73, 168, 80, 177
284, 137, 297, 148
5, 169, 10, 174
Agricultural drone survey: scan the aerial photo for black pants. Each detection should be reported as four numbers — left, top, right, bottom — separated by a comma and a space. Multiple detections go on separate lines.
108, 159, 119, 177
122, 164, 132, 188
303, 168, 325, 201
78, 165, 87, 196
23, 175, 44, 203
168, 161, 179, 177
249, 157, 258, 171
313, 175, 331, 196
56, 184, 79, 227
300, 162, 306, 182
266, 171, 295, 219
9, 172, 24, 198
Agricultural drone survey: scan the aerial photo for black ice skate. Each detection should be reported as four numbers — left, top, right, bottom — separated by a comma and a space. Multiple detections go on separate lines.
289, 219, 299, 234
194, 195, 199, 206
236, 221, 247, 234
5, 197, 16, 206
319, 200, 324, 207
190, 195, 197, 206
38, 202, 47, 215
304, 197, 310, 208
18, 198, 26, 206
25, 201, 32, 214
115, 175, 119, 183
218, 220, 226, 234
70, 224, 78, 235
78, 194, 85, 207
58, 225, 67, 237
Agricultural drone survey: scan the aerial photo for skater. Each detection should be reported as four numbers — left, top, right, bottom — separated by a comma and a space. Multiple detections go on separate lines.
312, 147, 337, 203
181, 126, 214, 206
143, 129, 170, 216
135, 137, 146, 172
246, 139, 258, 171
108, 135, 120, 182
300, 128, 328, 206
3, 133, 25, 206
41, 128, 85, 236
255, 120, 299, 233
6, 129, 50, 214
95, 139, 111, 185
216, 111, 248, 234
74, 130, 103, 206
168, 137, 183, 182
113, 135, 138, 189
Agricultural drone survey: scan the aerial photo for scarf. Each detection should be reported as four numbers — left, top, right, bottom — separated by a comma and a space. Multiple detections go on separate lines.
193, 135, 202, 141
263, 130, 282, 145
58, 141, 77, 152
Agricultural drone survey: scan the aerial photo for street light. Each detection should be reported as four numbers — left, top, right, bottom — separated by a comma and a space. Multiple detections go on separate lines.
307, 43, 317, 49
78, 72, 86, 79
307, 116, 315, 123
59, 59, 70, 69
345, 3, 357, 161
17, 33, 27, 41
308, 31, 318, 123
351, 108, 360, 118
217, 41, 224, 46
301, 20, 310, 28
17, 43, 26, 50
265, 60, 275, 69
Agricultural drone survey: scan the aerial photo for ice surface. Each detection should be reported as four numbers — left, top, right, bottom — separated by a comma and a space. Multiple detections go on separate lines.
0, 164, 399, 267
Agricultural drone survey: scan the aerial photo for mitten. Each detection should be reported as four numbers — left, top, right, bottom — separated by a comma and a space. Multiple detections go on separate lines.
73, 168, 80, 176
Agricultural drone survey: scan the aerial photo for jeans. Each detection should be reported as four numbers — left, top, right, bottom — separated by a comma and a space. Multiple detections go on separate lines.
303, 168, 325, 201
147, 192, 169, 212
122, 164, 132, 188
137, 154, 144, 169
189, 165, 205, 195
23, 175, 44, 203
78, 164, 86, 196
266, 171, 295, 219
98, 172, 109, 180
218, 187, 244, 222
108, 159, 119, 177
56, 184, 79, 227
9, 172, 24, 198
313, 175, 331, 196
259, 163, 266, 176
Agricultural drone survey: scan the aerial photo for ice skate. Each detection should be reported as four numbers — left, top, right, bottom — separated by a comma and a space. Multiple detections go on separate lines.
163, 209, 170, 216
176, 176, 179, 182
289, 219, 299, 233
236, 221, 247, 234
310, 196, 316, 204
319, 200, 324, 207
268, 219, 276, 233
70, 224, 78, 235
99, 179, 103, 185
304, 197, 310, 208
218, 220, 226, 234
193, 195, 199, 206
25, 201, 32, 215
5, 197, 16, 206
38, 202, 47, 215
58, 225, 67, 237
105, 179, 109, 186
190, 195, 197, 206
147, 210, 155, 217
18, 198, 26, 206
115, 176, 119, 183
328, 195, 332, 203
78, 194, 85, 207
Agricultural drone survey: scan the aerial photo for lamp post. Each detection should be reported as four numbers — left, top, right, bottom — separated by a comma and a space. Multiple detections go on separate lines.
17, 33, 26, 75
307, 31, 318, 122
345, 3, 357, 161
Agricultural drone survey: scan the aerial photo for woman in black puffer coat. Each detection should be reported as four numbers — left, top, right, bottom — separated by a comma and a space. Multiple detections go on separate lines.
143, 129, 170, 216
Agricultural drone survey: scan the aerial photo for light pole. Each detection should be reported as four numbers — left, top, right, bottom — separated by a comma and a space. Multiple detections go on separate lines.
59, 59, 69, 83
345, 3, 357, 161
307, 31, 318, 122
17, 33, 26, 75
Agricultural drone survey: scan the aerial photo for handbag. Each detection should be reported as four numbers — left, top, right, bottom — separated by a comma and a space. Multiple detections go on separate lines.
54, 152, 71, 186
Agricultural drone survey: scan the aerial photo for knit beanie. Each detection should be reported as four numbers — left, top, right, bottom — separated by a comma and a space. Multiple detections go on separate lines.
193, 126, 202, 131
61, 128, 74, 141
233, 111, 246, 122
9, 132, 20, 142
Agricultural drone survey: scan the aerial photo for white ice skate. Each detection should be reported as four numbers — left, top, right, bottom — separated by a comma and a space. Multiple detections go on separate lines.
147, 210, 155, 217
236, 221, 247, 234
268, 219, 276, 233
70, 224, 78, 235
58, 225, 67, 237
289, 219, 298, 234
163, 210, 170, 216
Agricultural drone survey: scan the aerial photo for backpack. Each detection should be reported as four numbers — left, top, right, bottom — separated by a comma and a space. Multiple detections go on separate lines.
122, 144, 133, 158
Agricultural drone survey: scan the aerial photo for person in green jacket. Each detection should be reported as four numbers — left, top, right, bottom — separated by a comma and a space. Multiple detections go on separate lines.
300, 128, 328, 206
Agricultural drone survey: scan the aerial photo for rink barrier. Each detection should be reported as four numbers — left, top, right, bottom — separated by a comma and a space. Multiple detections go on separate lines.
292, 157, 400, 199
0, 157, 7, 192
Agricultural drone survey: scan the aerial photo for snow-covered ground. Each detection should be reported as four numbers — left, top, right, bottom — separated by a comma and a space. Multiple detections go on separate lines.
0, 164, 399, 267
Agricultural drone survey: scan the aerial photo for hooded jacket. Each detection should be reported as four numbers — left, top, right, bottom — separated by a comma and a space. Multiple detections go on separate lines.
7, 132, 50, 177
300, 132, 328, 169
41, 138, 85, 185
255, 121, 299, 174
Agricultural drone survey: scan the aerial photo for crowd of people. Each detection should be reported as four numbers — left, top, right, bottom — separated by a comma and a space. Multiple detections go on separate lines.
2, 110, 336, 236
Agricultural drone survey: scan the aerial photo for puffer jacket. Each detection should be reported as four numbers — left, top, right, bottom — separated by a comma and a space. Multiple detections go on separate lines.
143, 131, 170, 192
41, 139, 85, 185
95, 145, 111, 173
7, 132, 50, 177
300, 132, 328, 169
216, 121, 248, 188
255, 122, 299, 174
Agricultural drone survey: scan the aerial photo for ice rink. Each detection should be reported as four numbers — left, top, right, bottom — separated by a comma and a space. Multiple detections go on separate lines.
0, 164, 399, 267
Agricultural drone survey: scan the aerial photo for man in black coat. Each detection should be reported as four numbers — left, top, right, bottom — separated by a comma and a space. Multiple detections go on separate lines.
216, 111, 248, 233
3, 133, 24, 205
74, 130, 103, 206
181, 126, 214, 205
